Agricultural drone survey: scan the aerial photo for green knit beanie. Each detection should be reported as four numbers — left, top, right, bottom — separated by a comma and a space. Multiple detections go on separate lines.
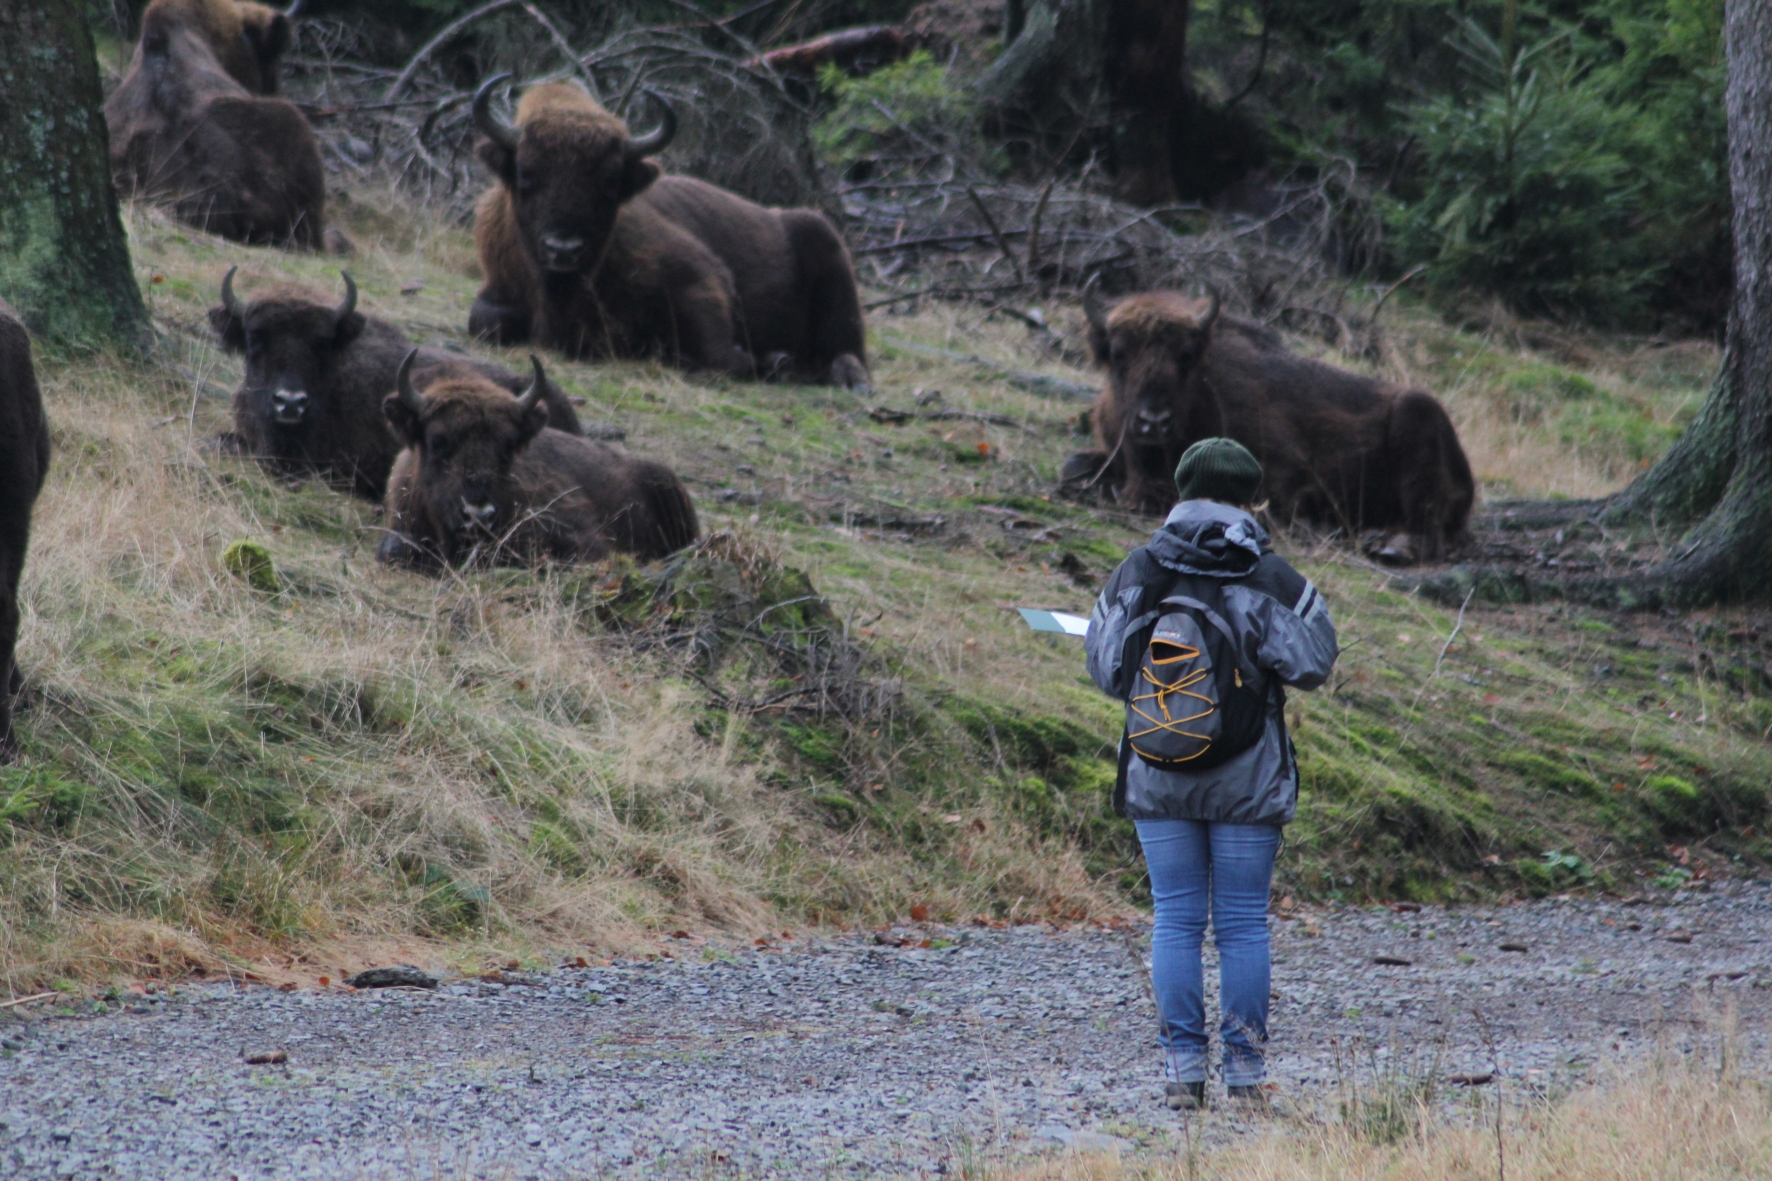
1173, 437, 1264, 504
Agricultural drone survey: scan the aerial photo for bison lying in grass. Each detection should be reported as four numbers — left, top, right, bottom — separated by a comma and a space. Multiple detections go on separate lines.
106, 0, 344, 251
1062, 290, 1474, 563
468, 77, 870, 390
377, 351, 698, 571
0, 301, 50, 760
210, 268, 581, 499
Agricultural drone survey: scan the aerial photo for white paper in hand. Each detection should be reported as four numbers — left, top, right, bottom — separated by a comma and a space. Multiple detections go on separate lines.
1017, 608, 1090, 637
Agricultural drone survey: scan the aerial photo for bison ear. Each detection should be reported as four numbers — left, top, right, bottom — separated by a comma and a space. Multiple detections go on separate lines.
621, 157, 662, 201
1086, 316, 1110, 367
209, 305, 247, 354
476, 138, 516, 186
333, 311, 366, 349
243, 14, 292, 78
382, 394, 424, 445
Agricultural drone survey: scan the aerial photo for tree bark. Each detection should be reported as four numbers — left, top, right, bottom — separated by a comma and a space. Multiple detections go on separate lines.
1582, 0, 1772, 607
0, 0, 149, 349
975, 0, 1190, 206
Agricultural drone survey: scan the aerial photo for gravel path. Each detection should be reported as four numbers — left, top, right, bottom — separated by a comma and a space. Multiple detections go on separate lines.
4, 884, 1770, 1179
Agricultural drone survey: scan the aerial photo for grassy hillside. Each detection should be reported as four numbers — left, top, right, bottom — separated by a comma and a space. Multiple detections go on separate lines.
1, 194, 1766, 991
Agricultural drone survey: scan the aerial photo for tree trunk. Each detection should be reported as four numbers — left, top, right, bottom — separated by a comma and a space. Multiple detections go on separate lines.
1585, 0, 1772, 607
1106, 0, 1187, 207
0, 0, 149, 349
976, 0, 1190, 206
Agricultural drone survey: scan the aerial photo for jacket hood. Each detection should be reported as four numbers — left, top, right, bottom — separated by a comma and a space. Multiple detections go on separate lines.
1147, 500, 1270, 577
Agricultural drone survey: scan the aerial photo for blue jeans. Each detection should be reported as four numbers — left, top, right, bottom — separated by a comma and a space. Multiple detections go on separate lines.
1135, 819, 1280, 1087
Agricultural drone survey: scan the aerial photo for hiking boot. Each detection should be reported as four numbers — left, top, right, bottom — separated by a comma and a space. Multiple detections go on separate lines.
1226, 1084, 1274, 1113
1164, 1081, 1206, 1111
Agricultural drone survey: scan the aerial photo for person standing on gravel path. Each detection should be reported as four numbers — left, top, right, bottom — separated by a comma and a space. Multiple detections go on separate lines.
1084, 437, 1338, 1111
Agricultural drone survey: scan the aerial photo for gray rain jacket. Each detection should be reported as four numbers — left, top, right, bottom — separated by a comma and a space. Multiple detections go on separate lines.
1084, 501, 1338, 826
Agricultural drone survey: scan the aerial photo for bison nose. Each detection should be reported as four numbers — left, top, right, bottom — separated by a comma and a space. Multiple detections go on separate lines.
461, 497, 498, 528
540, 234, 585, 271
271, 389, 309, 424
1134, 407, 1172, 436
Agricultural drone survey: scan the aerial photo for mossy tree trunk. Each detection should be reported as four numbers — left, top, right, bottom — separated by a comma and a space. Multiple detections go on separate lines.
0, 0, 149, 350
1588, 0, 1772, 607
977, 0, 1190, 207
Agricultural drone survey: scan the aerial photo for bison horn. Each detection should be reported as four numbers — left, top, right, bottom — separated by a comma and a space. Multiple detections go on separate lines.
472, 73, 519, 154
283, 0, 305, 17
1082, 278, 1111, 335
334, 270, 358, 331
516, 354, 546, 414
625, 89, 677, 159
1199, 289, 1222, 333
221, 265, 243, 319
394, 348, 427, 416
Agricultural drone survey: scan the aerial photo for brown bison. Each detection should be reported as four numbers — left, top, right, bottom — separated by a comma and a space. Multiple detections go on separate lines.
378, 351, 699, 571
210, 268, 582, 500
106, 0, 344, 251
1063, 290, 1474, 563
468, 77, 870, 390
132, 0, 302, 96
0, 301, 51, 759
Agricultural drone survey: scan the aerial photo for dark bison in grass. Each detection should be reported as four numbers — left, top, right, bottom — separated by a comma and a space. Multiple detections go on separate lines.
468, 77, 871, 390
106, 0, 346, 252
210, 268, 581, 499
1062, 290, 1474, 563
377, 351, 698, 571
0, 301, 50, 760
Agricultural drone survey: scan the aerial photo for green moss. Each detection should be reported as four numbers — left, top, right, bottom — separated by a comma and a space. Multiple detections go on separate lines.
220, 540, 278, 594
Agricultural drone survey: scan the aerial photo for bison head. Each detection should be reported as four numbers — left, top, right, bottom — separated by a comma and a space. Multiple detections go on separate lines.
473, 75, 676, 275
1086, 289, 1221, 491
210, 266, 365, 436
383, 348, 550, 553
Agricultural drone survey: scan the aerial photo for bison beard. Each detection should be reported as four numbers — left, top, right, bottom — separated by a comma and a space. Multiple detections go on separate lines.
105, 0, 344, 251
0, 301, 51, 760
1064, 291, 1474, 563
468, 78, 870, 390
210, 269, 581, 500
377, 351, 698, 571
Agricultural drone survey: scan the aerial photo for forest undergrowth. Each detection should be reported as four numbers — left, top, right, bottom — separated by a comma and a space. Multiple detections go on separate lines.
0, 191, 1767, 993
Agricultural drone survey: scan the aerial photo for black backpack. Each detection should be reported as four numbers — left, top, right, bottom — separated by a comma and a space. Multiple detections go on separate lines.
1124, 576, 1268, 772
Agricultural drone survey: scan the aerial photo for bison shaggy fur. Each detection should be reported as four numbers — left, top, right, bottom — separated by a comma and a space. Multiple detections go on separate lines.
1064, 291, 1474, 562
377, 354, 698, 571
106, 0, 343, 251
210, 269, 581, 500
470, 80, 869, 389
0, 301, 50, 759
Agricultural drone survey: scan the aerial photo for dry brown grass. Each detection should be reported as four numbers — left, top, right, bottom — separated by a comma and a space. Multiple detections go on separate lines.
993, 1052, 1772, 1181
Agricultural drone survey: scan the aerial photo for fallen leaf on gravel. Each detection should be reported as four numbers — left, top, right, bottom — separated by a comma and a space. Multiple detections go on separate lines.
317, 976, 330, 987
1391, 902, 1423, 914
1373, 955, 1414, 967
909, 904, 930, 922
1449, 1072, 1494, 1086
1666, 931, 1694, 943
244, 1050, 287, 1065
1499, 942, 1529, 952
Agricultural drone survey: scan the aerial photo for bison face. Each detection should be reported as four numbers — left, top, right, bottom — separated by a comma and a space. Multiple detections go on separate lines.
474, 78, 676, 275
1086, 290, 1221, 464
384, 352, 551, 552
211, 268, 364, 438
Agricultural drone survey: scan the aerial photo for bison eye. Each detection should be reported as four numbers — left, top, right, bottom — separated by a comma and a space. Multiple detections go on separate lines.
515, 168, 538, 195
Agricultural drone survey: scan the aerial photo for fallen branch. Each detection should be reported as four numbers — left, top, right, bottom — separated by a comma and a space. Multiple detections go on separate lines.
853, 229, 1029, 257
0, 992, 59, 1009
749, 25, 908, 75
384, 0, 520, 101
966, 184, 1025, 284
